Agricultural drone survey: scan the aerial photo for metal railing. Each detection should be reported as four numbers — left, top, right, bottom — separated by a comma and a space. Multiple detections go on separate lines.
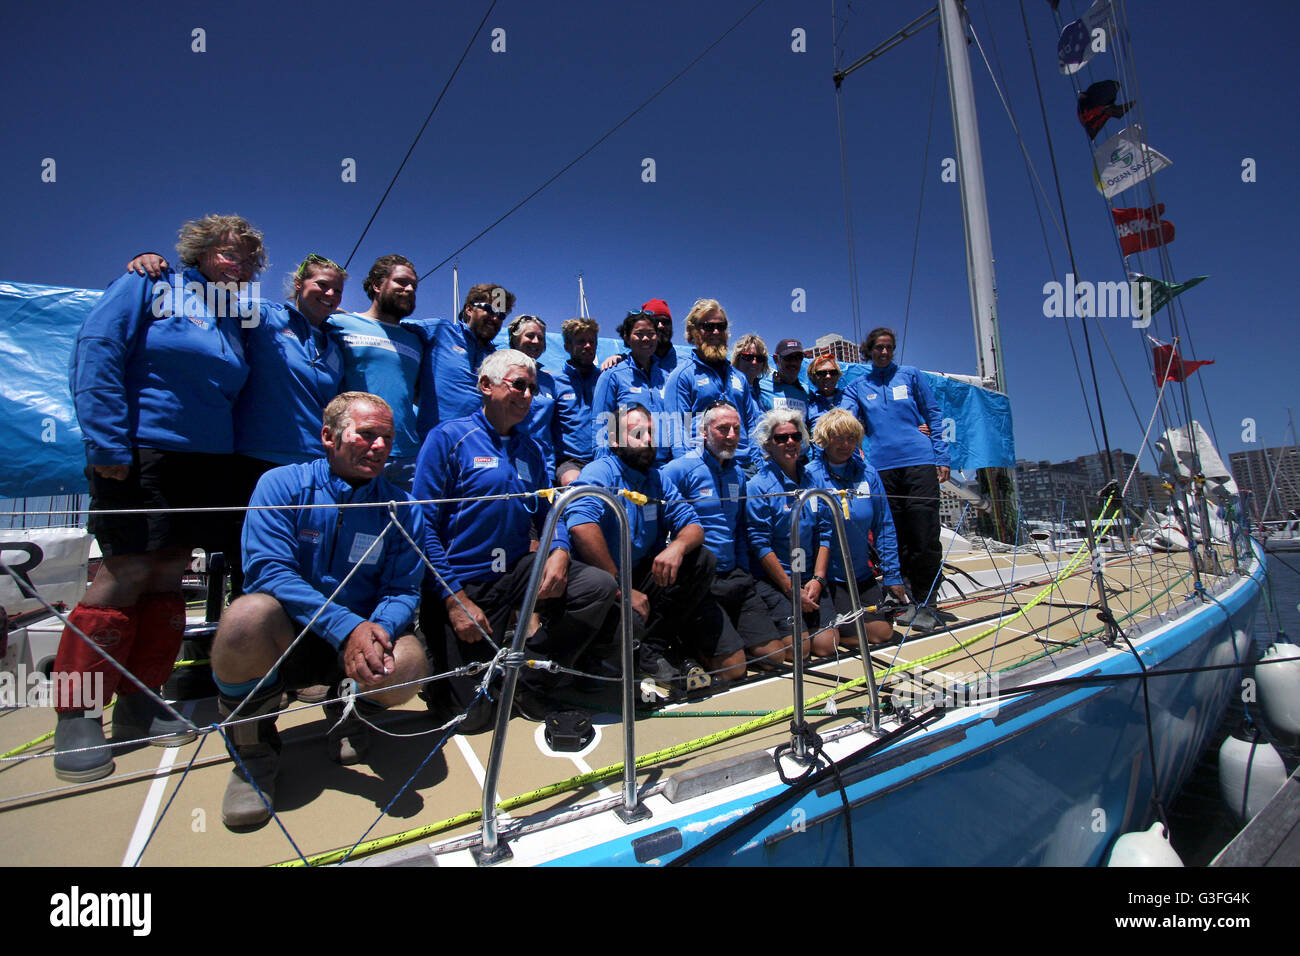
475, 486, 645, 864
785, 488, 882, 761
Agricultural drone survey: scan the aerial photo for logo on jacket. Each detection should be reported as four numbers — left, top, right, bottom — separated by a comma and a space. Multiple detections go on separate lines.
473, 456, 499, 468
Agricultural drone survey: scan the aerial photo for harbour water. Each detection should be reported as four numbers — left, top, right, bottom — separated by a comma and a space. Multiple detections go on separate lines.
1166, 549, 1300, 865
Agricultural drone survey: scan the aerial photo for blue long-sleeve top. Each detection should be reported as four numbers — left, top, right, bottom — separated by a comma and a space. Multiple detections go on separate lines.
551, 359, 599, 463
326, 312, 424, 460
563, 455, 699, 571
235, 300, 345, 464
839, 363, 948, 471
241, 457, 423, 648
806, 388, 845, 434
402, 316, 496, 440
522, 363, 558, 483
661, 447, 748, 573
413, 409, 569, 599
70, 269, 250, 465
805, 453, 902, 586
745, 460, 831, 577
757, 373, 811, 419
591, 355, 670, 465
662, 349, 763, 470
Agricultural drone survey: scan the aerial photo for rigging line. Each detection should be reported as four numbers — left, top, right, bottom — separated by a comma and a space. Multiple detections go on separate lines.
899, 35, 942, 361
1017, 0, 1118, 481
342, 0, 499, 270
833, 53, 862, 347
420, 0, 770, 279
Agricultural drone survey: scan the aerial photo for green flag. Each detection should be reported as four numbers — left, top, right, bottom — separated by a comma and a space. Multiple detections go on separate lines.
1128, 273, 1208, 317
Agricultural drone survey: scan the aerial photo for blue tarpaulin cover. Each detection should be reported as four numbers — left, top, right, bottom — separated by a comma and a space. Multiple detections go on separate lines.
0, 280, 1015, 498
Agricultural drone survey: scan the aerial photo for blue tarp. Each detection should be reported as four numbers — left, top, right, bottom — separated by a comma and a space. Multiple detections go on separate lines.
0, 280, 1015, 498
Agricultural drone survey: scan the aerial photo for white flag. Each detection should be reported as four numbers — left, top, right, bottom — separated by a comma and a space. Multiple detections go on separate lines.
1092, 125, 1172, 199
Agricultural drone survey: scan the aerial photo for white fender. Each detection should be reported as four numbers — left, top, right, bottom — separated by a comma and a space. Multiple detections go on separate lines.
1256, 641, 1300, 736
1218, 725, 1287, 822
1106, 821, 1183, 867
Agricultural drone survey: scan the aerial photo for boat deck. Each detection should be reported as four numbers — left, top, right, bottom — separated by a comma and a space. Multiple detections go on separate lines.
0, 542, 1226, 866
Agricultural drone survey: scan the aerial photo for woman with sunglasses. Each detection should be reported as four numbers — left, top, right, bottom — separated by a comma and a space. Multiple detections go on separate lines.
745, 409, 842, 657
508, 314, 559, 481
805, 409, 909, 648
56, 215, 263, 781
592, 309, 671, 465
806, 354, 846, 433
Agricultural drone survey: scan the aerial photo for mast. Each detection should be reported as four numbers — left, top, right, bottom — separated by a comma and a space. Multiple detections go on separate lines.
452, 264, 460, 318
578, 273, 591, 319
938, 0, 1004, 393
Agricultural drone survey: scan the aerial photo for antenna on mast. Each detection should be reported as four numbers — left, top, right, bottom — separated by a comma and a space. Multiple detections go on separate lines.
452, 263, 460, 318
578, 273, 590, 318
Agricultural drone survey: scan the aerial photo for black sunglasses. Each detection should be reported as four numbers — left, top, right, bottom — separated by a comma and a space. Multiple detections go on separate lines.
771, 432, 801, 444
505, 377, 539, 396
470, 301, 505, 318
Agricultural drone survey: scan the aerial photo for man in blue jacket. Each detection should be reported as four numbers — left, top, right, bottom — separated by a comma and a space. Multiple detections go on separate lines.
553, 317, 601, 485
662, 299, 763, 473
662, 402, 786, 680
415, 349, 617, 731
839, 327, 949, 630
210, 392, 429, 829
564, 404, 712, 685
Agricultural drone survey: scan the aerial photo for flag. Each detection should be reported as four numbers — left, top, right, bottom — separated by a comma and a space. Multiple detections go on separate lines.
1112, 204, 1175, 256
1093, 125, 1172, 198
1059, 0, 1113, 74
1149, 337, 1214, 384
1128, 273, 1208, 318
1078, 80, 1134, 140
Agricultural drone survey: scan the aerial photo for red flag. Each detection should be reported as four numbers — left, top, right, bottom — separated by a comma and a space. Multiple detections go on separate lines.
1112, 203, 1175, 256
1149, 336, 1213, 383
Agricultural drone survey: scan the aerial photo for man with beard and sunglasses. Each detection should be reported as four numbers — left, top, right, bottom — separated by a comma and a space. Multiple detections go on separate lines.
564, 404, 713, 686
404, 283, 514, 442
326, 255, 424, 489
414, 350, 616, 730
662, 298, 763, 474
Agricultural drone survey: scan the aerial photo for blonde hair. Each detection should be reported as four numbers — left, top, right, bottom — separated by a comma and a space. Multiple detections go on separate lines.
561, 317, 599, 349
175, 214, 266, 272
683, 298, 728, 345
812, 408, 864, 448
731, 333, 770, 375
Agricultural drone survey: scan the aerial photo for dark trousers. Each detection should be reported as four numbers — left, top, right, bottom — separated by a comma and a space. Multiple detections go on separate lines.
880, 464, 944, 602
420, 551, 616, 732
595, 546, 716, 660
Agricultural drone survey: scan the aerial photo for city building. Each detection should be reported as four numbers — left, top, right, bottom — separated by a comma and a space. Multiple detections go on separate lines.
806, 333, 861, 366
1230, 445, 1300, 521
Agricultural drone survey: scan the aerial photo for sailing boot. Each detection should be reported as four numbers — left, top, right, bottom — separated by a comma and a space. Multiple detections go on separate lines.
218, 682, 283, 829
322, 692, 382, 765
51, 603, 138, 781
52, 711, 114, 782
111, 691, 197, 746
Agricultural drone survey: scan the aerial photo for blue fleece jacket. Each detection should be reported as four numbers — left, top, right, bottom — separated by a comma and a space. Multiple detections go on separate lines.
235, 300, 344, 464
241, 457, 423, 648
70, 269, 250, 465
757, 373, 812, 419
661, 447, 748, 573
414, 409, 569, 598
745, 460, 830, 576
662, 349, 762, 470
326, 312, 423, 460
805, 453, 902, 586
591, 355, 670, 465
839, 363, 948, 471
551, 359, 599, 463
564, 455, 698, 570
402, 317, 496, 440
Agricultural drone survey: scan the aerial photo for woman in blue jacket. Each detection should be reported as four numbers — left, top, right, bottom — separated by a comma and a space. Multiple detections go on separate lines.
55, 214, 263, 781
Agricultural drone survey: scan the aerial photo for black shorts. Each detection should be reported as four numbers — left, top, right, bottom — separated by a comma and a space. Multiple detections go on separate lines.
86, 448, 243, 558
686, 566, 779, 660
753, 576, 836, 633
279, 626, 426, 690
828, 578, 891, 637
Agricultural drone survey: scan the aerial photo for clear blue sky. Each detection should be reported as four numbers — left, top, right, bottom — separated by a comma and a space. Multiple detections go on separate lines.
3, 0, 1296, 471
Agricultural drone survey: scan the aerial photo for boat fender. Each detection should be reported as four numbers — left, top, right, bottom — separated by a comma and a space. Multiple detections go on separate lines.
544, 710, 594, 752
1106, 822, 1183, 867
1255, 640, 1300, 736
1218, 721, 1287, 822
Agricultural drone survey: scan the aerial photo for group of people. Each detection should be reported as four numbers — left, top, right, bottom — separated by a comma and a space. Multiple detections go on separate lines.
52, 213, 952, 831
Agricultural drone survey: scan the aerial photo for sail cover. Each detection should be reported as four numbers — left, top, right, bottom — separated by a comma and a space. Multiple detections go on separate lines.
0, 280, 1018, 497
1155, 420, 1238, 505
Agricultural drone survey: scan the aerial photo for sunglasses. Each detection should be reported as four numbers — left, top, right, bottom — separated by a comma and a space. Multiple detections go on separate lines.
771, 432, 801, 445
505, 377, 540, 396
470, 301, 505, 318
811, 369, 840, 379
699, 321, 728, 333
735, 352, 761, 362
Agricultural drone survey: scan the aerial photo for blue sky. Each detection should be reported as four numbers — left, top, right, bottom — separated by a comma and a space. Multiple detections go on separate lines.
2, 0, 1296, 471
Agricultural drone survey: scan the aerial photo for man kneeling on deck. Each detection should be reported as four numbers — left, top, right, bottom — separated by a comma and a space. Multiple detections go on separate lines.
211, 392, 429, 829
415, 349, 617, 732
564, 404, 714, 688
662, 401, 789, 680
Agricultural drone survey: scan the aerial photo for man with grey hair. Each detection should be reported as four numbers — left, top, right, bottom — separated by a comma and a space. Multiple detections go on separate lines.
662, 401, 786, 680
414, 350, 617, 730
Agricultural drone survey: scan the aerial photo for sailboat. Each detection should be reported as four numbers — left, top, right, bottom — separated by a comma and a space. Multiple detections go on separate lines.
0, 0, 1269, 867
